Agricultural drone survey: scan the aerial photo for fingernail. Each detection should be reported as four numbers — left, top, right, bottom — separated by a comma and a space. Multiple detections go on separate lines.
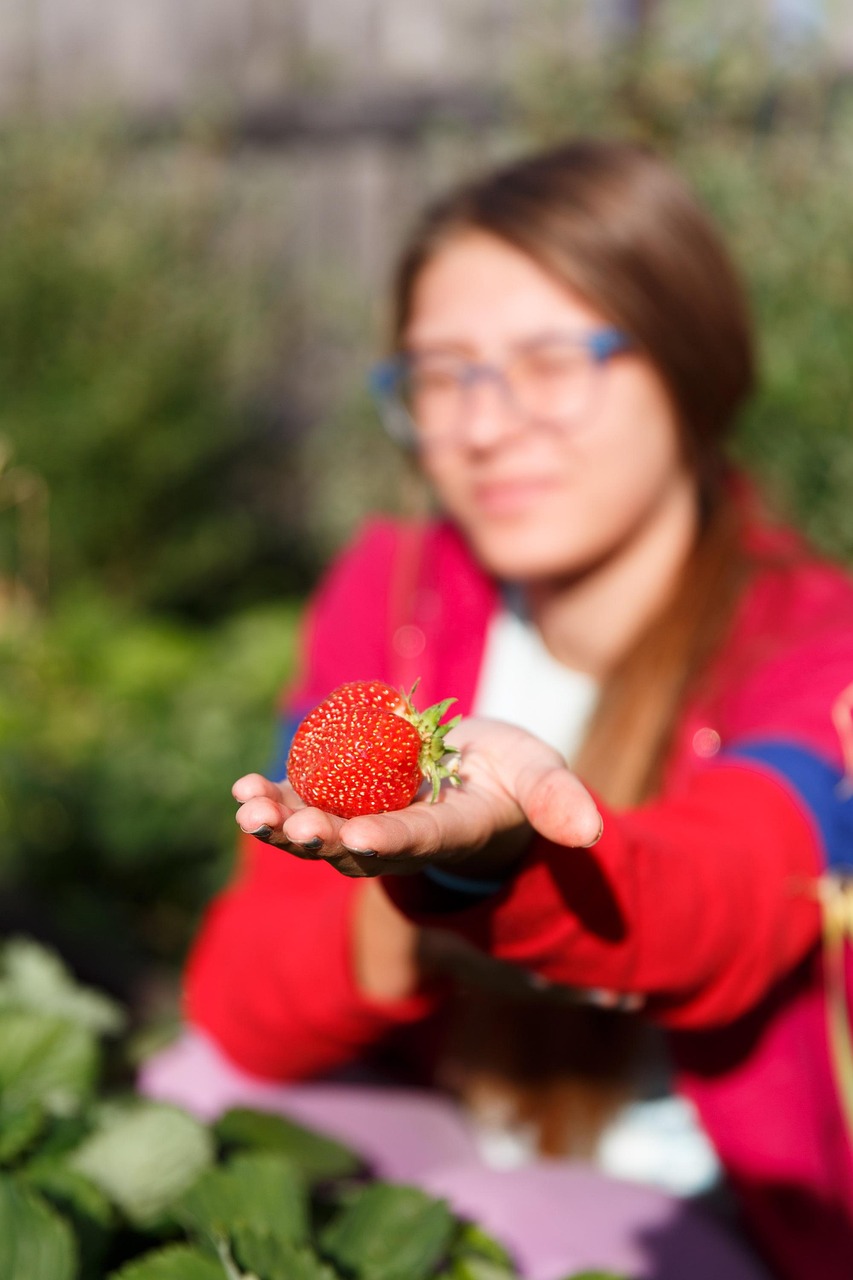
346, 848, 377, 858
581, 815, 604, 848
247, 825, 273, 842
297, 837, 323, 851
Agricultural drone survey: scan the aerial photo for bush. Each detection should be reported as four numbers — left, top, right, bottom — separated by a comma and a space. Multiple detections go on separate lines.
0, 594, 300, 992
0, 121, 315, 617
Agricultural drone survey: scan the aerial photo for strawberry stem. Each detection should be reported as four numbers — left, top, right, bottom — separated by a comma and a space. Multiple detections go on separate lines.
396, 686, 461, 803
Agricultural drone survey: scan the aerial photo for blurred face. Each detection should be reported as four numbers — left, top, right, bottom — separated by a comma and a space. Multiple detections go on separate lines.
402, 231, 698, 584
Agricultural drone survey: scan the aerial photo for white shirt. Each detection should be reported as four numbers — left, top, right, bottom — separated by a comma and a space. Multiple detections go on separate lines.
472, 593, 598, 761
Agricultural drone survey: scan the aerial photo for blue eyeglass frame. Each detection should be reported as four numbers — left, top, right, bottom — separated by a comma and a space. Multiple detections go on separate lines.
368, 327, 633, 445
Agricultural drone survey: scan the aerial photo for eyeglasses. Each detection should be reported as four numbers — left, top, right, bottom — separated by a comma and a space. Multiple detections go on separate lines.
369, 328, 632, 450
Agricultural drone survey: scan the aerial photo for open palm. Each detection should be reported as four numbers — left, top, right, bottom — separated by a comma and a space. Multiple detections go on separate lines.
233, 718, 602, 880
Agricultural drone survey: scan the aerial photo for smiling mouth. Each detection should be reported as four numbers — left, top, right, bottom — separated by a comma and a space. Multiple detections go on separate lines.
472, 477, 560, 515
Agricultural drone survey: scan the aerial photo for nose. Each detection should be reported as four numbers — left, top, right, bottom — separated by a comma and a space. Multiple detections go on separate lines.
456, 367, 520, 450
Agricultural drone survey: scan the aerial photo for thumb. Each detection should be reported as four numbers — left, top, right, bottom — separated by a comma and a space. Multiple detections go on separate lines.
515, 756, 603, 849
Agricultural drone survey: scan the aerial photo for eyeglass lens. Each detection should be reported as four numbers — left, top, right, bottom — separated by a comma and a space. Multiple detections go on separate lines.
400, 338, 603, 442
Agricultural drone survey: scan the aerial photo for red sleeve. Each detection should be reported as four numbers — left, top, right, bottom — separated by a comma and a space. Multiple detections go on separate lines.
399, 761, 822, 1030
184, 835, 435, 1079
183, 519, 438, 1080
387, 551, 853, 1029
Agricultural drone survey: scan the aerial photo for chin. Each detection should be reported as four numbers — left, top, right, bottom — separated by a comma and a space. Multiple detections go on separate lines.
465, 525, 585, 584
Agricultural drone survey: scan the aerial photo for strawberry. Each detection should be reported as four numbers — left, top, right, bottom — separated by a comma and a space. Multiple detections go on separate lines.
286, 680, 461, 819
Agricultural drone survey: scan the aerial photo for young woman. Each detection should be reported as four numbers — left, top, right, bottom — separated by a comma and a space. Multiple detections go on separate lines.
163, 141, 853, 1280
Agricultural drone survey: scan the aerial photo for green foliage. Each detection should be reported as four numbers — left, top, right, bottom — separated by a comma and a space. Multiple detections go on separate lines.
110, 1247, 224, 1280
175, 1151, 309, 1249
71, 1102, 215, 1227
213, 1108, 362, 1182
0, 1174, 78, 1280
0, 594, 299, 979
0, 120, 308, 615
319, 1183, 457, 1280
0, 938, 622, 1280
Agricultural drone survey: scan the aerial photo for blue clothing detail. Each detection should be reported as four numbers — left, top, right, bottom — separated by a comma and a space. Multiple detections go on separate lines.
422, 865, 510, 897
724, 739, 853, 872
269, 711, 301, 781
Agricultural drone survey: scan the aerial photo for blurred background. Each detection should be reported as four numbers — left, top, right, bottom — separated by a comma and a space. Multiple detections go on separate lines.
1, 0, 853, 1030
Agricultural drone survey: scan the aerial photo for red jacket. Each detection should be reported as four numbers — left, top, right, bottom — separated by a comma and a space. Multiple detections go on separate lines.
186, 511, 853, 1280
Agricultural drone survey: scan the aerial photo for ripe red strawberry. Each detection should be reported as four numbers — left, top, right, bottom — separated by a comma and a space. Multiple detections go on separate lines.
287, 680, 460, 819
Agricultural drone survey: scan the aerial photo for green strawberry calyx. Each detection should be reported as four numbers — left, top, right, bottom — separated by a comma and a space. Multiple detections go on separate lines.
397, 681, 462, 803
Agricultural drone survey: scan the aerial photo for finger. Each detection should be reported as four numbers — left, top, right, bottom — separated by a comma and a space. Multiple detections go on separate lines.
281, 807, 348, 850
232, 773, 285, 804
338, 784, 506, 863
236, 795, 292, 837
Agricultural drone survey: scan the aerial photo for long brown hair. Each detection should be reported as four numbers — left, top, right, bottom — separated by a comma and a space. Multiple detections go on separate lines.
393, 141, 759, 1154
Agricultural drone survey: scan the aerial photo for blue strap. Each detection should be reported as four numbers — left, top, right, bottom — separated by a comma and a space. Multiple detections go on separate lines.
723, 739, 853, 872
268, 710, 305, 780
422, 864, 510, 897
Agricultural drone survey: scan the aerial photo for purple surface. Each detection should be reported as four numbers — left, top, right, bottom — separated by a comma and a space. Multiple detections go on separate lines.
140, 1032, 771, 1280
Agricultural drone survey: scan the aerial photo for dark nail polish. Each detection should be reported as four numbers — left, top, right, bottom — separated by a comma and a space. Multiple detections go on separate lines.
298, 837, 323, 851
249, 825, 273, 842
348, 848, 377, 858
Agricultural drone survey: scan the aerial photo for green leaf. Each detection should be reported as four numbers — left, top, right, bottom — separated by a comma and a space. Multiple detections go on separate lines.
452, 1223, 515, 1268
108, 1243, 226, 1280
0, 937, 126, 1035
0, 1010, 98, 1114
440, 1221, 519, 1279
176, 1151, 309, 1250
232, 1224, 341, 1280
70, 1100, 214, 1226
0, 1172, 77, 1280
556, 1273, 628, 1280
32, 1112, 93, 1161
214, 1108, 362, 1182
439, 1262, 519, 1280
21, 1160, 114, 1276
0, 1100, 46, 1165
319, 1182, 455, 1280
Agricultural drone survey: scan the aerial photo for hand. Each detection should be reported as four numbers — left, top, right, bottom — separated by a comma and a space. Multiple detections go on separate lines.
233, 718, 602, 879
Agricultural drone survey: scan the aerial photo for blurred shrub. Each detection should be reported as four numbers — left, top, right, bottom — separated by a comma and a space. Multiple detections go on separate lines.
0, 121, 316, 617
0, 594, 300, 992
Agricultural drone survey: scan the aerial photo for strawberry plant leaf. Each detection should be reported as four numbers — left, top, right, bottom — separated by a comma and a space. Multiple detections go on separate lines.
31, 1111, 93, 1161
20, 1160, 114, 1277
70, 1100, 214, 1226
175, 1151, 309, 1249
555, 1273, 628, 1279
0, 1099, 46, 1165
438, 1261, 518, 1280
451, 1222, 515, 1267
108, 1243, 226, 1280
0, 1172, 77, 1280
0, 1011, 98, 1114
232, 1224, 341, 1280
214, 1107, 362, 1182
319, 1182, 455, 1280
0, 937, 126, 1035
439, 1221, 519, 1278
